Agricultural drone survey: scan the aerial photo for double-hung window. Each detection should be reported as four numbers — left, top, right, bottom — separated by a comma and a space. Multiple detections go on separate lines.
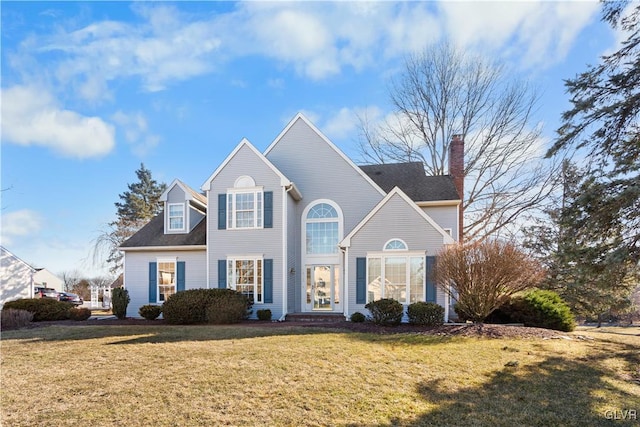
227, 191, 263, 229
367, 240, 425, 304
168, 203, 185, 231
227, 176, 263, 229
158, 261, 177, 302
227, 257, 263, 303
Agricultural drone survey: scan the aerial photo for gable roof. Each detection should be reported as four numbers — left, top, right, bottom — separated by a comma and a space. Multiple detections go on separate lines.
340, 187, 456, 248
201, 138, 301, 200
264, 113, 386, 197
120, 213, 206, 250
0, 246, 36, 272
161, 179, 207, 207
359, 162, 460, 203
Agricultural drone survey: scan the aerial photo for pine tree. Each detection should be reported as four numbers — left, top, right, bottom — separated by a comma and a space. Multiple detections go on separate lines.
93, 164, 166, 274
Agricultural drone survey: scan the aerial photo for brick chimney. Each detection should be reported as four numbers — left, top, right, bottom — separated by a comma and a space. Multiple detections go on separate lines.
449, 135, 464, 242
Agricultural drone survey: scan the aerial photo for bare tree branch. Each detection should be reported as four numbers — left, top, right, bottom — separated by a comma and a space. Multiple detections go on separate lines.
358, 42, 560, 241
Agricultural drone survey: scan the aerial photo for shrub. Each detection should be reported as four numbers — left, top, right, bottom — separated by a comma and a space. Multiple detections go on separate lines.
452, 302, 472, 322
350, 311, 366, 323
205, 291, 252, 324
365, 298, 403, 326
521, 290, 575, 332
68, 307, 92, 321
407, 302, 444, 326
1, 309, 34, 330
493, 290, 576, 332
256, 309, 272, 321
163, 289, 252, 325
111, 287, 130, 319
3, 299, 72, 321
434, 240, 543, 322
139, 304, 162, 320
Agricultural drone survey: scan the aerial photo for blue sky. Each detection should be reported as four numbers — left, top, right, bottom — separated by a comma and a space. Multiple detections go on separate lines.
0, 1, 618, 278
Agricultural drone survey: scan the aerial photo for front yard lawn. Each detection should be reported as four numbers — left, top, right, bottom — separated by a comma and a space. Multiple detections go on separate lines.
1, 324, 638, 426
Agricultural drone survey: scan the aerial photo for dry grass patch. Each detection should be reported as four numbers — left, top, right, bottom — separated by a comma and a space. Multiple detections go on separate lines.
1, 325, 638, 426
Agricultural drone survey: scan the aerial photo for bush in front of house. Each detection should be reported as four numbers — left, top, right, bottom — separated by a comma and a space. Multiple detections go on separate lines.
205, 290, 252, 324
1, 308, 34, 330
350, 311, 366, 323
162, 288, 252, 325
68, 307, 92, 321
493, 290, 576, 332
139, 304, 162, 320
407, 302, 444, 326
111, 287, 130, 319
365, 298, 403, 326
256, 309, 272, 321
3, 298, 73, 321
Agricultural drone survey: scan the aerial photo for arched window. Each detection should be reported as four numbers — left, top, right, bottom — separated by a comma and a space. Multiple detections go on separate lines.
305, 202, 339, 254
384, 239, 408, 251
227, 175, 262, 229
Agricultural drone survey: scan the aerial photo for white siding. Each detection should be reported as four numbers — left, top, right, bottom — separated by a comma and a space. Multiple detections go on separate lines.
33, 269, 64, 292
0, 248, 35, 308
123, 249, 206, 318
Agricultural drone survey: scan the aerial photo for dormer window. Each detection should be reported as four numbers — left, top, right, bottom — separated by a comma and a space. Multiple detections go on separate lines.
168, 203, 185, 231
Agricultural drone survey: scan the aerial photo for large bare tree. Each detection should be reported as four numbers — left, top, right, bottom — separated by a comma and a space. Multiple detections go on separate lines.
359, 42, 559, 241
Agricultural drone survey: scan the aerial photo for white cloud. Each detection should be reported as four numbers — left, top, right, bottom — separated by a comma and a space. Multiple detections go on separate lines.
111, 110, 160, 157
439, 1, 600, 68
1, 209, 43, 246
1, 85, 115, 158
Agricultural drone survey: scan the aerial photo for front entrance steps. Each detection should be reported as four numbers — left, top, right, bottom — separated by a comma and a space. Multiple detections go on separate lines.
285, 313, 345, 323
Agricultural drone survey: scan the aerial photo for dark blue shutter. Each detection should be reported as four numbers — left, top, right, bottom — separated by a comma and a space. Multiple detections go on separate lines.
264, 259, 273, 303
218, 260, 227, 289
218, 194, 227, 230
356, 257, 366, 304
149, 262, 157, 303
426, 256, 436, 302
177, 261, 186, 292
264, 191, 273, 228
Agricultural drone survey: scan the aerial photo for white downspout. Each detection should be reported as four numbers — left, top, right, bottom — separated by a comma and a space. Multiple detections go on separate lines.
279, 185, 293, 321
341, 246, 349, 321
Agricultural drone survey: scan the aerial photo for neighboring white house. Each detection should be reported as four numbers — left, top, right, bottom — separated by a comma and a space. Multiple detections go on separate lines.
121, 113, 464, 321
0, 246, 64, 308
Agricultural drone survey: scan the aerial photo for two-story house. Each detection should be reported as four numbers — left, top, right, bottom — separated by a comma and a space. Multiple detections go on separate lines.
120, 113, 463, 321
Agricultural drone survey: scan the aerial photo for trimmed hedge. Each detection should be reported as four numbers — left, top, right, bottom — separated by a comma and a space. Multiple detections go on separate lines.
139, 304, 162, 320
365, 298, 403, 326
350, 311, 366, 323
256, 309, 272, 321
407, 302, 444, 326
69, 307, 92, 321
3, 299, 72, 321
162, 289, 252, 325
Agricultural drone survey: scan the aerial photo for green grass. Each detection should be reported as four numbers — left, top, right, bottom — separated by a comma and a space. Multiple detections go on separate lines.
1, 324, 638, 426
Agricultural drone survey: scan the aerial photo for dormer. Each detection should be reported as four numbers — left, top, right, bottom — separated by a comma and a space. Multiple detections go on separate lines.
160, 179, 207, 234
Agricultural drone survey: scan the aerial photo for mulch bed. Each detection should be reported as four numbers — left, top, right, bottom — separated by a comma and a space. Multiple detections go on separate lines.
19, 318, 566, 339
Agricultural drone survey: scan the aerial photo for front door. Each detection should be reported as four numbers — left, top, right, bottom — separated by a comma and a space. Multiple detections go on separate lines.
305, 265, 341, 311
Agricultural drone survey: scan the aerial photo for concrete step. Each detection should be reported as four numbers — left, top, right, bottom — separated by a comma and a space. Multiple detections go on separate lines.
285, 313, 345, 323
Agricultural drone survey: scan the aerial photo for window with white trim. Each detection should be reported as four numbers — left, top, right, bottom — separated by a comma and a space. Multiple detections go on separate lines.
227, 257, 263, 303
168, 203, 185, 231
367, 241, 425, 304
227, 176, 263, 229
305, 203, 339, 254
158, 261, 176, 302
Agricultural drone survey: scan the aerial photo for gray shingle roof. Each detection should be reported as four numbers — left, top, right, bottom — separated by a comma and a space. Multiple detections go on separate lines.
360, 162, 460, 202
177, 179, 207, 206
120, 213, 206, 248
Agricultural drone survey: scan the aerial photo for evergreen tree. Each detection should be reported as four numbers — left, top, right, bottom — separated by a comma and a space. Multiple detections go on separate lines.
547, 1, 640, 266
93, 164, 166, 274
524, 161, 637, 325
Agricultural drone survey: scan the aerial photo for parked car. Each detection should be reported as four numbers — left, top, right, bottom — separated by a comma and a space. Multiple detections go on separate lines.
34, 287, 59, 299
58, 292, 83, 305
